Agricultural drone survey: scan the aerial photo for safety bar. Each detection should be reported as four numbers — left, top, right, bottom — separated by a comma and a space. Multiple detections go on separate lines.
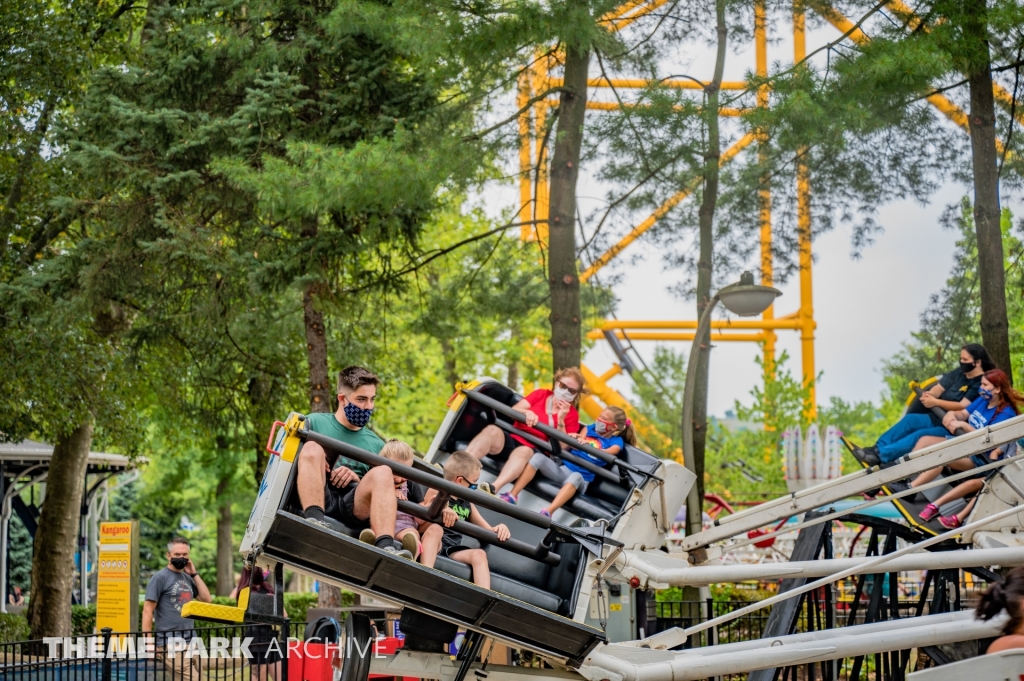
913, 386, 967, 436
462, 389, 655, 480
492, 420, 622, 484
396, 499, 560, 566
299, 425, 554, 530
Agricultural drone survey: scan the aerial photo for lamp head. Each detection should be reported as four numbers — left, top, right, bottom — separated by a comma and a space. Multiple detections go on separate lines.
717, 271, 781, 317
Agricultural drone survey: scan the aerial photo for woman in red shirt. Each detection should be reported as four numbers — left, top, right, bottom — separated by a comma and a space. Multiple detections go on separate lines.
465, 367, 586, 503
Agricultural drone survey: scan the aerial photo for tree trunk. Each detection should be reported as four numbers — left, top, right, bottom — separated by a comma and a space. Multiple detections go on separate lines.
439, 336, 459, 390
215, 474, 234, 597
965, 0, 1011, 377
300, 215, 341, 608
249, 375, 273, 485
301, 217, 333, 414
547, 43, 589, 372
687, 0, 728, 529
28, 419, 93, 639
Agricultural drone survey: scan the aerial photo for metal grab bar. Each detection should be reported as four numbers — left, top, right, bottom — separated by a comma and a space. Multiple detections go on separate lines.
396, 499, 560, 566
299, 426, 553, 529
492, 420, 621, 484
462, 389, 656, 480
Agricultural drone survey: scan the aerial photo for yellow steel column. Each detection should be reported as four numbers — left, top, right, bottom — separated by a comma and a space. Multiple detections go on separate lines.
755, 0, 777, 383
518, 69, 535, 241
793, 6, 817, 420
533, 57, 551, 244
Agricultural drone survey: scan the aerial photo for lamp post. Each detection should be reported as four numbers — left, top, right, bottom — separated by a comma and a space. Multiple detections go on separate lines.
682, 271, 781, 537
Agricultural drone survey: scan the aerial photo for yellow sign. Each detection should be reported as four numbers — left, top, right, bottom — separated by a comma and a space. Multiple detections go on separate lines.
96, 521, 140, 633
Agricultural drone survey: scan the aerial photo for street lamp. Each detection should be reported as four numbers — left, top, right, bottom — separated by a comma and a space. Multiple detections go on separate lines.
681, 271, 781, 538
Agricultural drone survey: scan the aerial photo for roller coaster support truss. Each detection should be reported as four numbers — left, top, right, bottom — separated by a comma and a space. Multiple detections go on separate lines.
519, 0, 1024, 430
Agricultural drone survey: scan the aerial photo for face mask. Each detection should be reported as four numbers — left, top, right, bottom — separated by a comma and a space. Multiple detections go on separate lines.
980, 388, 994, 399
344, 400, 373, 428
553, 387, 575, 403
170, 557, 188, 570
468, 483, 478, 491
960, 361, 976, 373
594, 420, 610, 435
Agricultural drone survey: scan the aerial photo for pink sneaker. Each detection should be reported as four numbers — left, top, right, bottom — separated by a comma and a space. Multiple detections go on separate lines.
919, 503, 940, 521
498, 492, 517, 505
540, 509, 551, 518
938, 515, 962, 529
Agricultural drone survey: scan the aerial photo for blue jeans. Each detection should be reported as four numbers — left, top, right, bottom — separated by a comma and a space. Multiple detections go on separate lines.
876, 413, 950, 463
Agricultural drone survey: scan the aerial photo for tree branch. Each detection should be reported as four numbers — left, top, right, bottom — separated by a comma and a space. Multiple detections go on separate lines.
342, 219, 544, 295
464, 86, 573, 140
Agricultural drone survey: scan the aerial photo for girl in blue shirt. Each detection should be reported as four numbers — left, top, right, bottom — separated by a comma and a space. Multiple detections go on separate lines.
501, 406, 637, 518
886, 369, 1023, 527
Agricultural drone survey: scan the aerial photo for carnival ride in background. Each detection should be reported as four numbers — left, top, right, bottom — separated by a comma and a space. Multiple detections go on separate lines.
181, 377, 1024, 681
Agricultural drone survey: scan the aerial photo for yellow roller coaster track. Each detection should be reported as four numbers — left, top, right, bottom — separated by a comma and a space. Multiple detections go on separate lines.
517, 0, 1021, 460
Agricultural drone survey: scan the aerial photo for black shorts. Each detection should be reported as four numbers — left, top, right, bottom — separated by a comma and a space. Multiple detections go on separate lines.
248, 625, 283, 665
324, 482, 368, 529
498, 430, 538, 459
441, 536, 471, 558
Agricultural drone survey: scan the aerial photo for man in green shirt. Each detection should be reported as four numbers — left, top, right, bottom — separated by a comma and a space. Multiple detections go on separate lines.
297, 366, 410, 558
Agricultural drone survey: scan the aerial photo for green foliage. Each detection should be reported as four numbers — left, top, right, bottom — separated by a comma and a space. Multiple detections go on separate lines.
0, 613, 30, 643
284, 592, 324, 625
8, 510, 32, 592
631, 346, 686, 454
704, 352, 880, 501
71, 605, 96, 636
882, 201, 1024, 403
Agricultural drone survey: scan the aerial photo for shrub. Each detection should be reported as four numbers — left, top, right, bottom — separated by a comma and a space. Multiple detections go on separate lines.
283, 592, 320, 624
0, 613, 30, 643
72, 605, 96, 635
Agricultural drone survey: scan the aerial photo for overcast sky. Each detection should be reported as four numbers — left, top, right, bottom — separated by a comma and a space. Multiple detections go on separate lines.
483, 8, 993, 418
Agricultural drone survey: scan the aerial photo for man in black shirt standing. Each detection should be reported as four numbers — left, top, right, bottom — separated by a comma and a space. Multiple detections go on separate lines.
853, 344, 992, 466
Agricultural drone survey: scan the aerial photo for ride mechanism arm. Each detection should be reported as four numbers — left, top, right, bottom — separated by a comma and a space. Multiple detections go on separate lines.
678, 413, 1024, 558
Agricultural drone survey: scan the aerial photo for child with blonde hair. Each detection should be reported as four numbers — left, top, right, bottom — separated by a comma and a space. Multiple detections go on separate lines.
358, 439, 443, 561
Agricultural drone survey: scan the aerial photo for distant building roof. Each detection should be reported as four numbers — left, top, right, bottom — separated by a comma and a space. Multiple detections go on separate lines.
713, 411, 764, 434
0, 439, 140, 476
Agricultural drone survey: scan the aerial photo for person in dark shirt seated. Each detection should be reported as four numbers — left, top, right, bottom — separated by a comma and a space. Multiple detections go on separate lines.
884, 369, 1023, 527
853, 343, 993, 466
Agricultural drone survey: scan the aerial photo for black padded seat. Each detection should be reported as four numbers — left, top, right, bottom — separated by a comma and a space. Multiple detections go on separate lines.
527, 478, 620, 520
434, 556, 562, 612
322, 516, 359, 538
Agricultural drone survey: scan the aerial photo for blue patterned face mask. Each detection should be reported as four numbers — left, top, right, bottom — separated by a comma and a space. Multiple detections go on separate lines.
344, 400, 373, 427
980, 388, 994, 400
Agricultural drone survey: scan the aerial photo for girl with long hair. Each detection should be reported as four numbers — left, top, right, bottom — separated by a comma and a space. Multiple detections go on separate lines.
853, 343, 995, 466
886, 369, 1023, 528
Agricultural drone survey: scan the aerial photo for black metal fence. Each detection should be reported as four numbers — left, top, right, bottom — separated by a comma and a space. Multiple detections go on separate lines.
650, 597, 975, 681
0, 622, 296, 681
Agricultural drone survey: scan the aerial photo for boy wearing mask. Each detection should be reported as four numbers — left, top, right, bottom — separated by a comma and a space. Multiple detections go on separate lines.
420, 451, 510, 589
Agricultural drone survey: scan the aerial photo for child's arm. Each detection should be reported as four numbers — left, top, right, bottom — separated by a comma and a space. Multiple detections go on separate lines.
468, 504, 510, 541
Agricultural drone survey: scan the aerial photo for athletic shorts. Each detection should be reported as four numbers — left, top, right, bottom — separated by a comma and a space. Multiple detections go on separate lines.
324, 481, 368, 529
